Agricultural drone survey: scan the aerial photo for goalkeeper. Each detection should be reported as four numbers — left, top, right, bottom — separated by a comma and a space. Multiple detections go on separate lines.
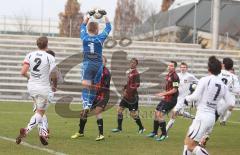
80, 9, 111, 111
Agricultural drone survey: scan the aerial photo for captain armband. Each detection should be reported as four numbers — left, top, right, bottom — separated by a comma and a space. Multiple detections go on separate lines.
172, 82, 179, 87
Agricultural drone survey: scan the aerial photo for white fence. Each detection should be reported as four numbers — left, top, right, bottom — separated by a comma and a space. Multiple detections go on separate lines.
0, 15, 114, 37
0, 15, 59, 36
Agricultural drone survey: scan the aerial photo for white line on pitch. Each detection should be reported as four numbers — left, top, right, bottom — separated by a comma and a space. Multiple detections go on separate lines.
227, 121, 240, 124
0, 136, 67, 155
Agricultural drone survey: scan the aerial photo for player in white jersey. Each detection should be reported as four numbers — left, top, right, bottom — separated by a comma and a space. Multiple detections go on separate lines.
182, 56, 235, 155
199, 58, 240, 147
16, 37, 57, 145
166, 62, 198, 132
217, 58, 240, 125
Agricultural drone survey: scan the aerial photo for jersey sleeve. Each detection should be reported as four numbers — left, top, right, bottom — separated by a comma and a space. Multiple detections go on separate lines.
190, 74, 199, 83
231, 75, 240, 94
80, 23, 88, 40
223, 87, 235, 106
56, 69, 64, 84
48, 55, 57, 74
186, 77, 205, 102
98, 23, 112, 42
23, 53, 31, 65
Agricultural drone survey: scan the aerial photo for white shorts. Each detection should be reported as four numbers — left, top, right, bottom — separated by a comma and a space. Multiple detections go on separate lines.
28, 84, 51, 111
187, 112, 215, 142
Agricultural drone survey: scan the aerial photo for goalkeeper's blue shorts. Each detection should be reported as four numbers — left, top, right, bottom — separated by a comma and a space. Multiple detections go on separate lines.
81, 61, 103, 84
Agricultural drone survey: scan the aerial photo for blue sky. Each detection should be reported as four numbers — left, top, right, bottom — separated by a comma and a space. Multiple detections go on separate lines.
0, 0, 163, 21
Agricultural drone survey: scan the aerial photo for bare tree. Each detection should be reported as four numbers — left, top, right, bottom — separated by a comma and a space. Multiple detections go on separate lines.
59, 0, 84, 38
136, 2, 159, 41
14, 13, 34, 34
135, 0, 150, 24
114, 0, 141, 38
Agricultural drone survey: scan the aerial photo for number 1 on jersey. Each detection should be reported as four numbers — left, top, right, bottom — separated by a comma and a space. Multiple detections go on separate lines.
88, 43, 94, 54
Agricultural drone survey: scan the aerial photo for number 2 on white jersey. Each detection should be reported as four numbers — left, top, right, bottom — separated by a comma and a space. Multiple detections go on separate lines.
33, 58, 42, 72
88, 43, 94, 54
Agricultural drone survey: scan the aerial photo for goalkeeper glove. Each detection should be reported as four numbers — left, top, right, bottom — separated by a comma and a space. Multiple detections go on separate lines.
98, 9, 107, 15
87, 10, 95, 18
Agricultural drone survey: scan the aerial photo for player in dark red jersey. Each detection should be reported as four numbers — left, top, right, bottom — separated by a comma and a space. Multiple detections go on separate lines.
71, 56, 111, 141
112, 58, 145, 134
147, 61, 179, 141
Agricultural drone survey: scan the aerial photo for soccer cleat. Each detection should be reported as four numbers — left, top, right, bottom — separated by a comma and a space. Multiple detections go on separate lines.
190, 115, 195, 120
146, 132, 157, 138
156, 135, 168, 141
39, 135, 48, 145
96, 135, 105, 141
199, 135, 210, 148
138, 128, 146, 134
220, 121, 226, 126
71, 133, 84, 139
16, 128, 27, 144
111, 128, 122, 133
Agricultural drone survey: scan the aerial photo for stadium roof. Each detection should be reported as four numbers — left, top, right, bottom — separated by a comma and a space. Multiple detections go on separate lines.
135, 0, 240, 39
176, 0, 240, 39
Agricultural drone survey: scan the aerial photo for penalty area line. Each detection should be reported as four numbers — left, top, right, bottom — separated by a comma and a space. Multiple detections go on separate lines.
0, 136, 67, 155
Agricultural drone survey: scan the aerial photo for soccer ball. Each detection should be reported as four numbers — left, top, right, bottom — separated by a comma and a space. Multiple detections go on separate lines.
189, 83, 197, 93
191, 83, 197, 90
93, 9, 103, 19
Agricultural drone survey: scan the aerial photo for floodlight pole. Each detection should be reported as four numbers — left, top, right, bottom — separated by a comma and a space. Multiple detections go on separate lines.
40, 0, 44, 36
212, 0, 220, 50
193, 1, 197, 44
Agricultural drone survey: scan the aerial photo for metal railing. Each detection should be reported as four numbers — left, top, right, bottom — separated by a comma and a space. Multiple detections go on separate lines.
0, 15, 59, 36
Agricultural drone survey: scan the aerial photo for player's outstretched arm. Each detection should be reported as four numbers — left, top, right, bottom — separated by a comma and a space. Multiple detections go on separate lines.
186, 78, 205, 103
80, 9, 96, 39
103, 15, 111, 34
224, 87, 235, 107
50, 67, 58, 92
82, 17, 90, 25
98, 15, 111, 42
156, 88, 178, 97
21, 64, 30, 80
104, 16, 110, 23
83, 9, 95, 24
232, 75, 240, 93
51, 77, 58, 92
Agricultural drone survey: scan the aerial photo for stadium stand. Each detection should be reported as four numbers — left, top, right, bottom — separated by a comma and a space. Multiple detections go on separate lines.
0, 34, 239, 106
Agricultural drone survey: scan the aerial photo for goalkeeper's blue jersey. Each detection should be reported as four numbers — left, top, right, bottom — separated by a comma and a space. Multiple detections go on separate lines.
80, 23, 111, 63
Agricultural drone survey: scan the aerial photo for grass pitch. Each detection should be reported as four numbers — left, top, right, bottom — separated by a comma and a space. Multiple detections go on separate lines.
0, 101, 239, 155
